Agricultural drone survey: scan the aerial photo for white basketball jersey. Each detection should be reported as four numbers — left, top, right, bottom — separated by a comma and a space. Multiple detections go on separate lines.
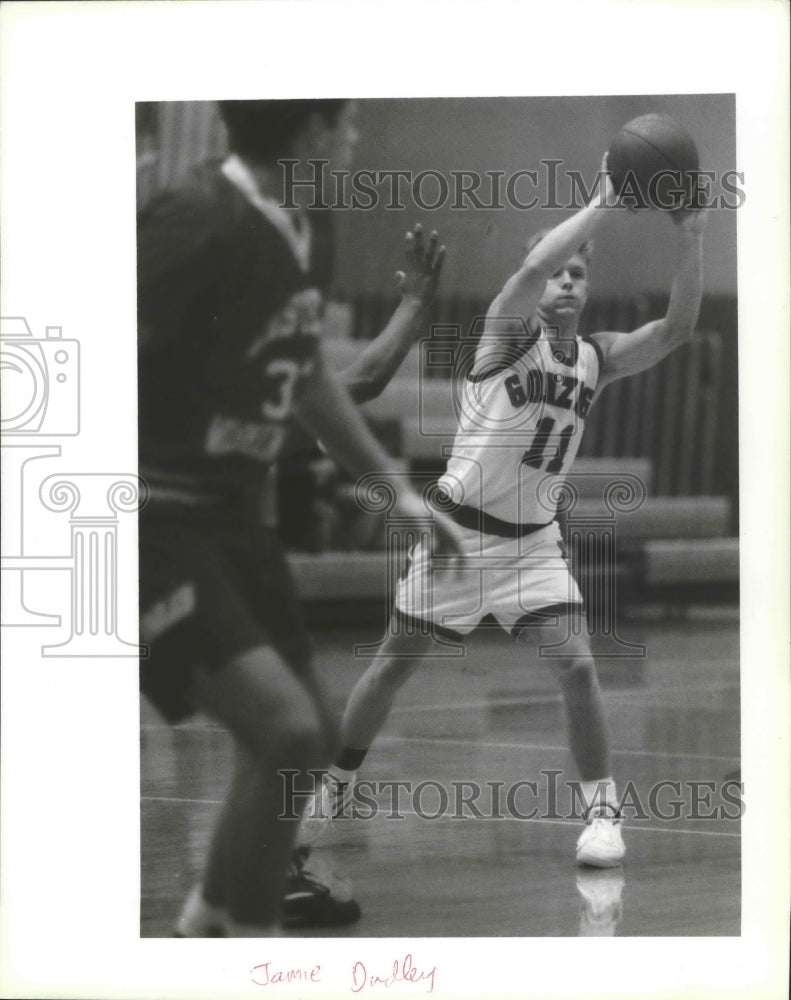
439, 329, 603, 524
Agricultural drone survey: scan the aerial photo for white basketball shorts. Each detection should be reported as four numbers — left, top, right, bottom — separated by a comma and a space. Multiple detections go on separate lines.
394, 519, 583, 638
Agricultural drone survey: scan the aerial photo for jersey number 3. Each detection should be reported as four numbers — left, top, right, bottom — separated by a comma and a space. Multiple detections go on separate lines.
260, 358, 301, 421
521, 417, 574, 474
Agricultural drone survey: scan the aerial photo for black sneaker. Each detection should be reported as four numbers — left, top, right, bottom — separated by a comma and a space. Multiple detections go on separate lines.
281, 848, 361, 929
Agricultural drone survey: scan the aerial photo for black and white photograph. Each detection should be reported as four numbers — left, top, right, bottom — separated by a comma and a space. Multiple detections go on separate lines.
1, 2, 789, 999
137, 95, 741, 942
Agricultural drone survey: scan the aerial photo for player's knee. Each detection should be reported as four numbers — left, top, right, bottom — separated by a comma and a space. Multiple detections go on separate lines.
269, 704, 323, 770
213, 646, 324, 766
556, 654, 598, 690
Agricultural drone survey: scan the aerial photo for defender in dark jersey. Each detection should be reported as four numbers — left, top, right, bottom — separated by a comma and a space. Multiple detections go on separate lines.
138, 99, 462, 936
300, 156, 709, 910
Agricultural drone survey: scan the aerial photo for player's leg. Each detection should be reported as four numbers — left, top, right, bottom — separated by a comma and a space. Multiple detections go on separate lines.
343, 618, 437, 748
299, 619, 437, 844
336, 523, 478, 754
205, 523, 361, 930
299, 526, 473, 847
187, 644, 326, 934
504, 523, 624, 866
517, 611, 611, 779
514, 609, 624, 867
225, 523, 344, 767
141, 514, 356, 936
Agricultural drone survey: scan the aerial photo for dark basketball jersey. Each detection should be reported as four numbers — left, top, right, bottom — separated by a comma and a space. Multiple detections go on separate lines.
138, 158, 334, 509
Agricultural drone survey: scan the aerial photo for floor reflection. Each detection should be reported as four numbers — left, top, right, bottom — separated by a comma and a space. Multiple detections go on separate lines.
576, 868, 625, 936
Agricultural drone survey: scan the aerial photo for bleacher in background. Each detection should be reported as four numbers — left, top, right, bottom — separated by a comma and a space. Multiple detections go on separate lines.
136, 101, 226, 209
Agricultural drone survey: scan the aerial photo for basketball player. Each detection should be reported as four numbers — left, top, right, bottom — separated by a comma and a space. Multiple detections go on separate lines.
138, 99, 464, 936
302, 158, 709, 876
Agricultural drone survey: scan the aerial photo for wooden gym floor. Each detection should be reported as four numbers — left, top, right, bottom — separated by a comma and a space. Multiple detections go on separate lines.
140, 609, 740, 937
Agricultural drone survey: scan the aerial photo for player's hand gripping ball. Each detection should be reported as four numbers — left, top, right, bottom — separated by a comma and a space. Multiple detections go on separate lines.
607, 113, 700, 212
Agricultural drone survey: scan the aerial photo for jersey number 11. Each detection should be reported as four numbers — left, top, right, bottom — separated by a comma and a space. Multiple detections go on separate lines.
521, 417, 574, 474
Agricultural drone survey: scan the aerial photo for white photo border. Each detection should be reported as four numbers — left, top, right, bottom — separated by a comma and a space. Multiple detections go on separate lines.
1, 1, 788, 998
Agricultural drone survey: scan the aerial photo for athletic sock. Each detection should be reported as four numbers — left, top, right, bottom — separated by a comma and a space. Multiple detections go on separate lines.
579, 777, 619, 818
174, 884, 228, 937
335, 746, 368, 772
328, 764, 357, 784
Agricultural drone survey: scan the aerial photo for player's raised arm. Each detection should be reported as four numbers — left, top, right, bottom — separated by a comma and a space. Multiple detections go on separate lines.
294, 342, 465, 559
340, 224, 445, 403
488, 155, 615, 322
591, 208, 708, 387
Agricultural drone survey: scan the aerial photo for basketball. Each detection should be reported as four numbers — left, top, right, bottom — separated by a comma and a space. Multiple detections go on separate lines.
607, 114, 700, 210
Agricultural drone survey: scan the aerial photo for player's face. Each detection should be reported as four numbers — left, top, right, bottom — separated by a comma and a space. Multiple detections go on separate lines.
538, 254, 589, 320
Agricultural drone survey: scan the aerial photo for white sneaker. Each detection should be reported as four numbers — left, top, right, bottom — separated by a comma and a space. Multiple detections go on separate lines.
297, 770, 356, 848
298, 848, 355, 904
575, 806, 625, 868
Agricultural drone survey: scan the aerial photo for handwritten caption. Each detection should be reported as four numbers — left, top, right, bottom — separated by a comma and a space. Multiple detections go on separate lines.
250, 954, 437, 993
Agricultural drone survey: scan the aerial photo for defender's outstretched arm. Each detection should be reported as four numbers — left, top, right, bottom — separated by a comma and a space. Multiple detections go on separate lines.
341, 225, 445, 402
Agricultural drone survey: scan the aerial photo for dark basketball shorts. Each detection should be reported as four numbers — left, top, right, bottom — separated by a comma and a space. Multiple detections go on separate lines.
139, 505, 313, 722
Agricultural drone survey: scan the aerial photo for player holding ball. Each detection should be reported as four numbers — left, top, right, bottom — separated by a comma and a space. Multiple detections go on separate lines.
302, 141, 709, 882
